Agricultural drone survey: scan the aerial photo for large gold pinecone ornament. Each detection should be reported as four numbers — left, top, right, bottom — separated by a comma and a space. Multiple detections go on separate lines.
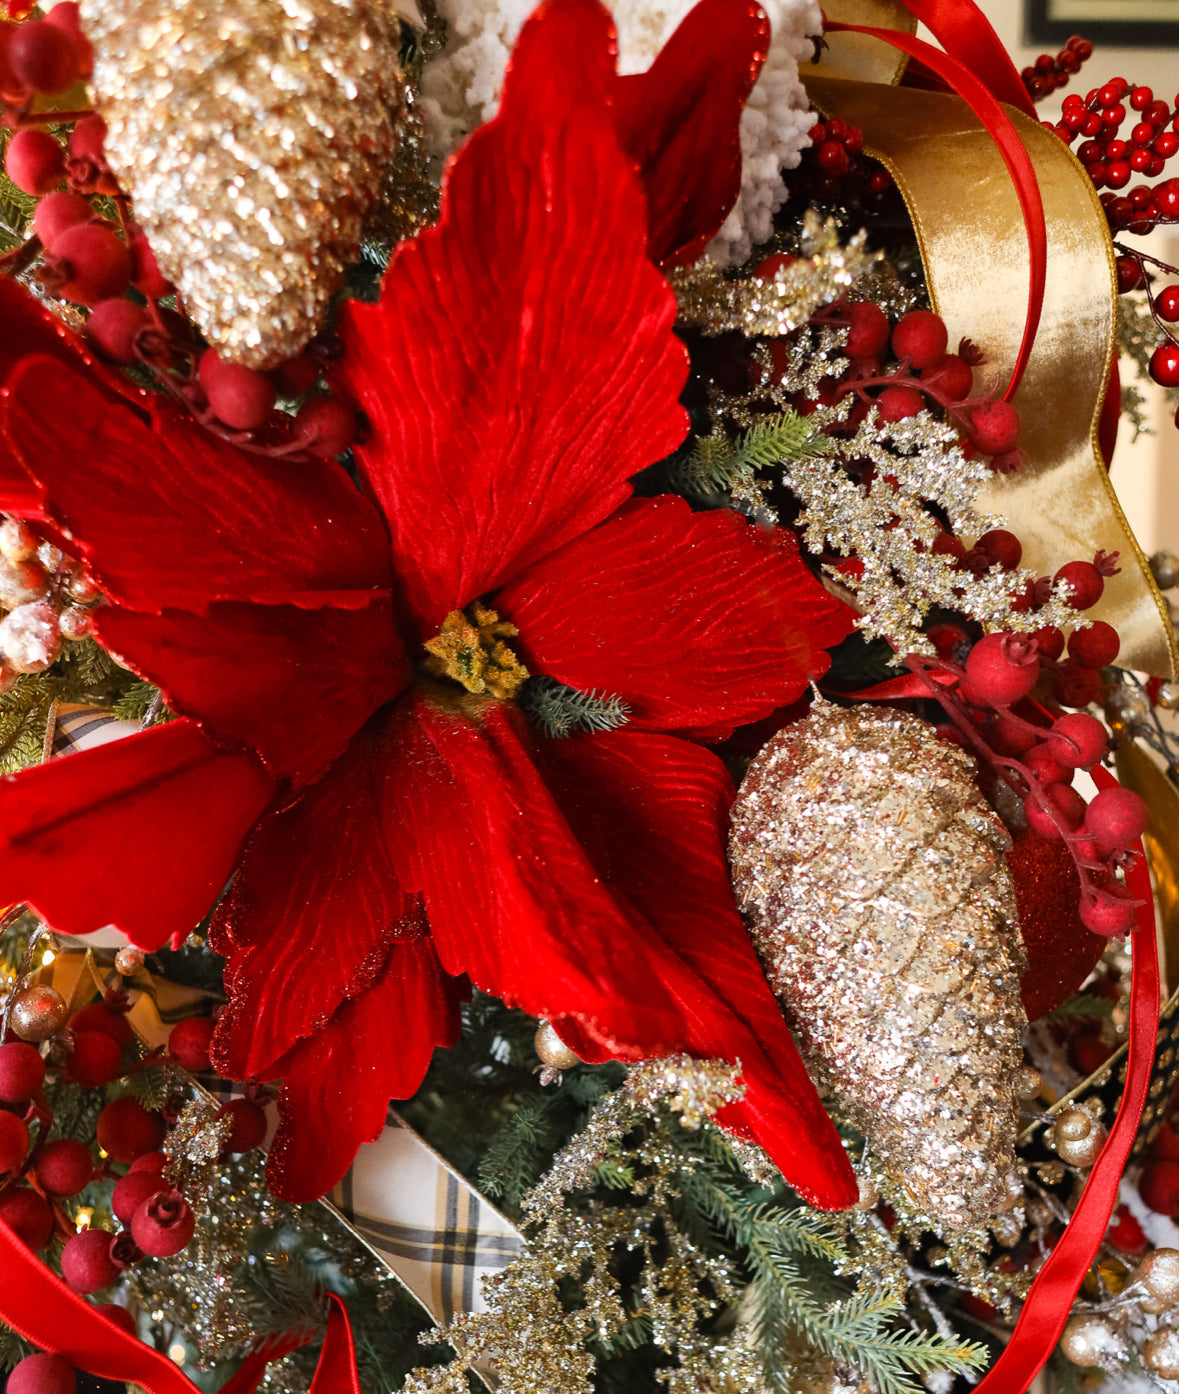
79, 0, 408, 368
729, 701, 1028, 1229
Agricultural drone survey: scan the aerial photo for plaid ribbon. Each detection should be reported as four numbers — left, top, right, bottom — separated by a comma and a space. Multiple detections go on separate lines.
43, 706, 524, 1338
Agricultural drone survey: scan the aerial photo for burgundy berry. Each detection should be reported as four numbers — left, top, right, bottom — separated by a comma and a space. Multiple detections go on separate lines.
891, 309, 949, 369
1067, 619, 1120, 668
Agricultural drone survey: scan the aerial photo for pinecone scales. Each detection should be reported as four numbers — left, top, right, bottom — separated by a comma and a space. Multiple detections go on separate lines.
729, 702, 1028, 1229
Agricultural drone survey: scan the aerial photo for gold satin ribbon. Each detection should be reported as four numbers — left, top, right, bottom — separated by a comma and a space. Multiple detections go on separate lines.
803, 49, 1177, 678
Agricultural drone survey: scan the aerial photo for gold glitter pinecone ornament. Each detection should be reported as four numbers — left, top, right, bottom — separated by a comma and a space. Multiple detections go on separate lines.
729, 701, 1028, 1229
80, 0, 408, 367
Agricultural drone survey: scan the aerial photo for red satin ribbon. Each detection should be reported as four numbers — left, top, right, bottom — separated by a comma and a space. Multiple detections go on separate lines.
975, 762, 1160, 1391
894, 0, 1035, 115
0, 1217, 363, 1393
824, 20, 1046, 401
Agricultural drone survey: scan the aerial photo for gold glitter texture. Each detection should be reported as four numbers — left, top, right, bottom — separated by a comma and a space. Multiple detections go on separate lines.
80, 0, 407, 367
729, 702, 1028, 1230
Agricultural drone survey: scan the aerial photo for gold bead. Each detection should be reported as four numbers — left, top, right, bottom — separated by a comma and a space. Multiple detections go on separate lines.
114, 947, 145, 978
1012, 1065, 1042, 1098
1059, 1313, 1121, 1367
1144, 1326, 1179, 1379
1151, 550, 1179, 590
1055, 1108, 1093, 1143
1056, 1124, 1107, 1168
1158, 682, 1179, 712
10, 984, 68, 1041
534, 1022, 580, 1071
1139, 1249, 1179, 1305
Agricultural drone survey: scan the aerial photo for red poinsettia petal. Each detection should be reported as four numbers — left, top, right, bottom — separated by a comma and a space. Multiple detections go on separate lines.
1, 356, 392, 614
498, 496, 854, 739
211, 723, 429, 1080
0, 719, 273, 949
381, 691, 693, 1051
95, 597, 407, 787
1009, 827, 1100, 1021
536, 729, 855, 1208
614, 0, 768, 267
335, 0, 688, 637
263, 936, 464, 1202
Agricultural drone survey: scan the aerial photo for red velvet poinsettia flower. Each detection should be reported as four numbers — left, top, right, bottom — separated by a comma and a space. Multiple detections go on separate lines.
0, 0, 857, 1208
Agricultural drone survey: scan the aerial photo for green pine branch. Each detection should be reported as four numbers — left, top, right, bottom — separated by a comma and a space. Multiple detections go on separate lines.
519, 676, 630, 740
670, 412, 834, 499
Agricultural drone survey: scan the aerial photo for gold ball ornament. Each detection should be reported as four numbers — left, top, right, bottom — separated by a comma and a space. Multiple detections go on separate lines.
534, 1022, 580, 1072
78, 0, 409, 368
1053, 1109, 1107, 1167
1059, 1313, 1124, 1368
10, 984, 68, 1041
729, 702, 1028, 1230
1157, 681, 1179, 711
1144, 1327, 1179, 1379
114, 947, 145, 977
1151, 551, 1179, 590
1139, 1249, 1179, 1305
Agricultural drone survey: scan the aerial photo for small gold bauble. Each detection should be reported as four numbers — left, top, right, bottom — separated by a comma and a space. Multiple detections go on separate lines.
1139, 1249, 1179, 1305
1059, 1313, 1120, 1367
1013, 1065, 1042, 1098
534, 1022, 580, 1072
10, 984, 68, 1041
1106, 687, 1151, 728
1055, 1108, 1094, 1143
1056, 1118, 1107, 1168
1158, 682, 1179, 711
114, 947, 145, 977
1151, 550, 1179, 590
1144, 1326, 1179, 1379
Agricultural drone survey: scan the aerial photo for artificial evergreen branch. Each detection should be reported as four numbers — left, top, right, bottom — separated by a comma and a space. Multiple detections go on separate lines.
519, 676, 630, 739
670, 412, 833, 502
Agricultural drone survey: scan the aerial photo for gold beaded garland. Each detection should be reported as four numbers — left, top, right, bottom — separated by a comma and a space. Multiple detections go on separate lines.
10, 984, 69, 1041
534, 1022, 581, 1072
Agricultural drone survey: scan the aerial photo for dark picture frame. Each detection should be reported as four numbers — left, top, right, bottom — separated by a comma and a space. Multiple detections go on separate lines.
1025, 0, 1179, 47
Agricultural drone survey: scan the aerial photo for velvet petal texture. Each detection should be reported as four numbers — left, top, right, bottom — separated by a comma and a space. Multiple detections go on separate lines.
498, 496, 854, 740
0, 719, 274, 949
336, 0, 688, 636
263, 936, 463, 1202
613, 0, 769, 267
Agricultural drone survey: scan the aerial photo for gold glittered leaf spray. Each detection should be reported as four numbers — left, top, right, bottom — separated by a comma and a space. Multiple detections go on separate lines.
729, 701, 1028, 1230
80, 0, 411, 368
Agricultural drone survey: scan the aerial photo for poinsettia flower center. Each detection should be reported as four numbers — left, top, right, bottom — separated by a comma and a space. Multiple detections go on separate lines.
422, 600, 530, 700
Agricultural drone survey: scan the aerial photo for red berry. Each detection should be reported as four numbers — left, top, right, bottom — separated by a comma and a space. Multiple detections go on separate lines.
920, 352, 973, 401
112, 1168, 167, 1225
65, 1031, 123, 1088
7, 1353, 76, 1394
754, 252, 796, 279
0, 1109, 29, 1171
1085, 785, 1148, 851
1149, 341, 1179, 387
87, 299, 148, 363
62, 1228, 121, 1293
8, 18, 79, 93
1107, 161, 1131, 188
816, 139, 850, 175
975, 529, 1022, 570
876, 385, 924, 422
132, 1189, 195, 1257
66, 114, 111, 193
1044, 712, 1108, 769
69, 1003, 133, 1050
1054, 559, 1104, 609
990, 710, 1040, 754
931, 531, 967, 561
44, 2, 91, 75
1034, 625, 1065, 659
0, 1041, 45, 1102
1140, 1159, 1179, 1214
5, 128, 65, 195
1023, 744, 1071, 786
1107, 1204, 1147, 1252
1154, 1119, 1179, 1161
127, 230, 172, 299
48, 223, 132, 307
222, 1098, 267, 1155
167, 1017, 214, 1073
891, 309, 948, 369
963, 631, 1039, 706
1024, 781, 1086, 839
93, 1303, 137, 1336
293, 397, 356, 457
33, 190, 92, 251
199, 349, 275, 430
96, 1097, 165, 1163
129, 1150, 167, 1174
0, 1186, 53, 1249
36, 1138, 94, 1196
269, 353, 320, 397
1116, 257, 1143, 295
1080, 886, 1136, 935
1052, 660, 1102, 708
844, 301, 890, 360
1067, 619, 1120, 668
1159, 286, 1179, 322
1156, 131, 1179, 158
968, 399, 1021, 454
1156, 180, 1179, 218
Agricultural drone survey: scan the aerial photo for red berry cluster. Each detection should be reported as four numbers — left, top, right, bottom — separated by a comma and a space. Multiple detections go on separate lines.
1110, 238, 1179, 424
1020, 35, 1092, 103
802, 118, 891, 198
1140, 1109, 1179, 1217
1053, 80, 1179, 195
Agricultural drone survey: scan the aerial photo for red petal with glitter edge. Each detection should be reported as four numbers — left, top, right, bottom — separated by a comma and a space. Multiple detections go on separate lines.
1, 356, 393, 615
264, 937, 464, 1202
95, 598, 407, 787
211, 722, 429, 1080
613, 0, 768, 267
336, 0, 688, 637
536, 729, 856, 1209
0, 719, 273, 949
382, 692, 692, 1052
498, 497, 854, 740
